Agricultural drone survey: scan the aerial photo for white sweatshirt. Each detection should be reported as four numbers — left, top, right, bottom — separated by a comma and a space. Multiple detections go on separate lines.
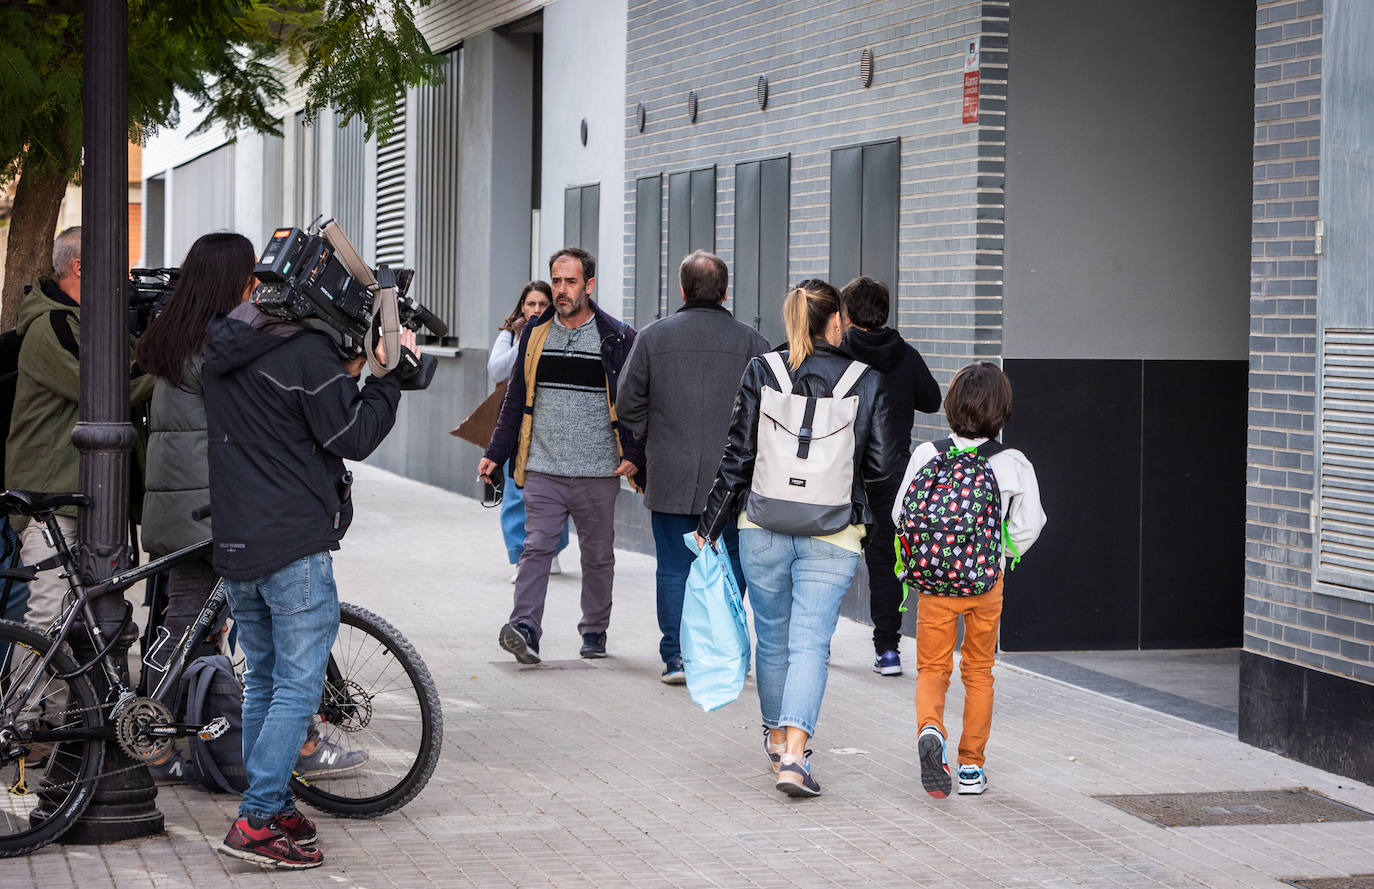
891, 434, 1047, 567
487, 329, 518, 385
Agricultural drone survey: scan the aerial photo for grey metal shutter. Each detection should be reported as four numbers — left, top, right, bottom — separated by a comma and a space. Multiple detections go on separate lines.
144, 175, 165, 267
331, 116, 366, 245
563, 183, 599, 257
261, 131, 284, 233
293, 112, 319, 226
375, 94, 408, 268
735, 156, 790, 345
1318, 330, 1374, 591
830, 139, 899, 293
412, 48, 461, 342
634, 175, 662, 328
170, 143, 236, 262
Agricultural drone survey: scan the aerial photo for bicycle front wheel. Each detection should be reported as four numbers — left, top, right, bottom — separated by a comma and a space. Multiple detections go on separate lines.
291, 602, 443, 817
0, 619, 104, 857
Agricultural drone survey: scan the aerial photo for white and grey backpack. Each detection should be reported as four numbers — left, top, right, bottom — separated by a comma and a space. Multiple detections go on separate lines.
746, 351, 868, 537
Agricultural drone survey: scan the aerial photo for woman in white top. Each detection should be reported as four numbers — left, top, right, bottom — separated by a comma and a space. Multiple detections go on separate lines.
489, 282, 568, 579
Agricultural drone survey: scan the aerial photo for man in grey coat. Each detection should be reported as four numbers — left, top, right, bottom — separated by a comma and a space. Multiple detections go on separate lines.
616, 250, 769, 683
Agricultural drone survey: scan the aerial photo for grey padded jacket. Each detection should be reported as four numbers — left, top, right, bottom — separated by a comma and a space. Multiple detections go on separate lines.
141, 357, 211, 557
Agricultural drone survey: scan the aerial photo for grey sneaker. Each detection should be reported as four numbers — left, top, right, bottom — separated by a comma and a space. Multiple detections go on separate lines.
918, 725, 951, 798
148, 748, 201, 785
499, 621, 541, 664
296, 736, 368, 778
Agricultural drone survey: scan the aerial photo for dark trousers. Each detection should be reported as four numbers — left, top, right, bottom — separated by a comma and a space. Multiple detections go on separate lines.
863, 473, 906, 654
650, 512, 746, 664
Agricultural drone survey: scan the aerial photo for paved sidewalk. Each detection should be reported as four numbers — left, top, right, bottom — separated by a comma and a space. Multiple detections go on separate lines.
4, 464, 1374, 888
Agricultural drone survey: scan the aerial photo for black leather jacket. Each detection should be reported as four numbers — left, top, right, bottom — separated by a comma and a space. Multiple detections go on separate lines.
697, 342, 893, 541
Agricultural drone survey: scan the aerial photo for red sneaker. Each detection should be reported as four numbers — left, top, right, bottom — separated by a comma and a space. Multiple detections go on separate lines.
219, 817, 323, 869
274, 810, 318, 847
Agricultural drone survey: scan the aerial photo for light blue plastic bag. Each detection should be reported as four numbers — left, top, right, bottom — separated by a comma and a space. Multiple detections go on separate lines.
680, 532, 751, 712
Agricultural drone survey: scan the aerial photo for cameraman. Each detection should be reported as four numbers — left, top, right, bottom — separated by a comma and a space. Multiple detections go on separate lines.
203, 297, 418, 869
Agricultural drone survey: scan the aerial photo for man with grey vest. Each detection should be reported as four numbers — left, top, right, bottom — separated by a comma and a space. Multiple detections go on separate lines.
479, 247, 644, 664
616, 250, 769, 682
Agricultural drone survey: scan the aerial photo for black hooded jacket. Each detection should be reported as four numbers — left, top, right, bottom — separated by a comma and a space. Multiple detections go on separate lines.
202, 303, 402, 580
842, 326, 941, 464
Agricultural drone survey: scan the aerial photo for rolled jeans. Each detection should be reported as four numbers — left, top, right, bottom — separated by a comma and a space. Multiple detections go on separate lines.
512, 472, 619, 642
651, 513, 745, 664
739, 527, 861, 737
224, 551, 339, 821
915, 576, 1004, 768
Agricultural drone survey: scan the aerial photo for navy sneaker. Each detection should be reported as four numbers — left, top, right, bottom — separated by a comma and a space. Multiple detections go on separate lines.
660, 655, 685, 684
499, 621, 541, 664
579, 631, 607, 659
873, 650, 902, 676
775, 752, 821, 797
918, 725, 951, 799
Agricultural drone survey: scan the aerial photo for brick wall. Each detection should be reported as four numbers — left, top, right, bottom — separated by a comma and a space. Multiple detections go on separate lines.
1246, 0, 1374, 684
623, 0, 1008, 447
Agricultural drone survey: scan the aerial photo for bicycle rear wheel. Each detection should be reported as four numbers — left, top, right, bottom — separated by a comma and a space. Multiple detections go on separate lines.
0, 619, 104, 856
291, 603, 442, 817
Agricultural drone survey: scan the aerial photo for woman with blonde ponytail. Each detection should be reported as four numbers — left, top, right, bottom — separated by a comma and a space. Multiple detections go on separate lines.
697, 279, 892, 798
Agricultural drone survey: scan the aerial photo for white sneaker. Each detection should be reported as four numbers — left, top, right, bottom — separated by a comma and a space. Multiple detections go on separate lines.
957, 764, 987, 795
549, 556, 562, 575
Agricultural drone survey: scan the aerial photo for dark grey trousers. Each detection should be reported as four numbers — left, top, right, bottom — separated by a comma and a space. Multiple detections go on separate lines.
510, 472, 620, 642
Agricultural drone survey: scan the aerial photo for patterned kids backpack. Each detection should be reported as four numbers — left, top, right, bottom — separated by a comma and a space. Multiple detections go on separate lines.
894, 438, 1012, 599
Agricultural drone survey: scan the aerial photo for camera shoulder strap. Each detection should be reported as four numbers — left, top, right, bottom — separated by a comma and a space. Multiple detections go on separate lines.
320, 219, 401, 376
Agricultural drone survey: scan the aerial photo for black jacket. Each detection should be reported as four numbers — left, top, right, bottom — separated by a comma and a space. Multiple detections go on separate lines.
203, 303, 402, 580
842, 326, 940, 465
697, 343, 893, 541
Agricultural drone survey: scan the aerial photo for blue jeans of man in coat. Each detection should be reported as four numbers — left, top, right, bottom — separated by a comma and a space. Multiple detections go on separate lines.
652, 513, 746, 665
224, 551, 339, 821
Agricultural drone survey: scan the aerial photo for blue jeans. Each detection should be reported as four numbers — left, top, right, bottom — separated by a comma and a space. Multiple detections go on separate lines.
651, 513, 746, 664
224, 552, 340, 821
500, 465, 570, 564
740, 527, 860, 737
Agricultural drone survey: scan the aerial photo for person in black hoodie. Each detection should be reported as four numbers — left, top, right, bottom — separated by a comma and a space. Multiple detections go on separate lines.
203, 299, 418, 869
841, 276, 941, 677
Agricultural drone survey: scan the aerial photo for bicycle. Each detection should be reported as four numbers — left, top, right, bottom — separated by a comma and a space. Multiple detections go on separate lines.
0, 488, 444, 857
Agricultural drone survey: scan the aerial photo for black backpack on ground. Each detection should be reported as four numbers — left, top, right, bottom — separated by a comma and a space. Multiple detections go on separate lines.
178, 654, 248, 794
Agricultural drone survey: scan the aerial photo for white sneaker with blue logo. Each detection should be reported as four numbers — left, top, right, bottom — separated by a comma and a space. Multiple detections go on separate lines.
957, 764, 987, 794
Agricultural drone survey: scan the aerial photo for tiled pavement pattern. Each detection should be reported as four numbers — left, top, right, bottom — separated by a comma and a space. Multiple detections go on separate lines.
4, 464, 1374, 888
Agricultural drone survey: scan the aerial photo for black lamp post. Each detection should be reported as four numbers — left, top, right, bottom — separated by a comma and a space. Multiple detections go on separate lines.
62, 0, 164, 844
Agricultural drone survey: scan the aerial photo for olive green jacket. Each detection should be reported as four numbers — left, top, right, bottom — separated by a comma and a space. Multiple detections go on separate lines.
5, 278, 153, 527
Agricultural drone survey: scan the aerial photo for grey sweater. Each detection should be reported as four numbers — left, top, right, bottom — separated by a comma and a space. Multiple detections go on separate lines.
616, 300, 769, 514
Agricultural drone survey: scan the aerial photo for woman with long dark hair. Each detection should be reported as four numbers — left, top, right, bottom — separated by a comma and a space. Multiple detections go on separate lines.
697, 279, 891, 798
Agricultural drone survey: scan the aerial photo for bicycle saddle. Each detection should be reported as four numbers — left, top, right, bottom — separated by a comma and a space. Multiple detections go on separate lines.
0, 489, 93, 515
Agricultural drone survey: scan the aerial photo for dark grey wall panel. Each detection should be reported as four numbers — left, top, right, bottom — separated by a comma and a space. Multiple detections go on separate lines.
413, 47, 462, 342
666, 170, 689, 285
634, 175, 662, 327
144, 175, 165, 267
689, 166, 716, 253
1003, 0, 1252, 360
581, 184, 599, 258
829, 146, 862, 287
860, 140, 899, 294
758, 156, 790, 347
564, 185, 582, 249
734, 161, 761, 328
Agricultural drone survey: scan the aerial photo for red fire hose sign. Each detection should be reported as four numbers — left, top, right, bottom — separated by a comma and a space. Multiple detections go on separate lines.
962, 37, 980, 124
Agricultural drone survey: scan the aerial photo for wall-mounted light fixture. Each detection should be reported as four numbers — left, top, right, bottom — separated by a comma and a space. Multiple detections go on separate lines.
757, 75, 769, 110
688, 90, 698, 122
860, 48, 874, 87
636, 102, 646, 133
580, 118, 588, 145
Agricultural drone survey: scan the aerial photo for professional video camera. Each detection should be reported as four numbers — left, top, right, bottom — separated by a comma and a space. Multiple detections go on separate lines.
251, 218, 447, 390
128, 267, 180, 336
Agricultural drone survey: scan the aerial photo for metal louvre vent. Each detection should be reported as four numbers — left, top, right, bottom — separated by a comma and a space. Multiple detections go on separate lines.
1319, 329, 1374, 592
375, 93, 407, 268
